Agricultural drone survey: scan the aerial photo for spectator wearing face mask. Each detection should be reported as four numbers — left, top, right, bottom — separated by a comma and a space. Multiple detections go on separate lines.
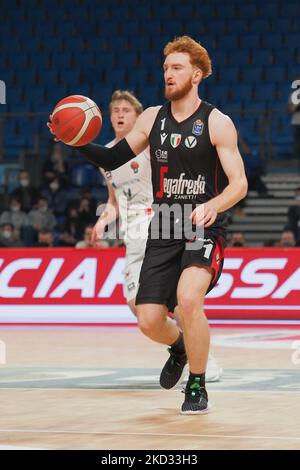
28, 197, 56, 233
10, 170, 40, 212
279, 230, 297, 247
229, 232, 246, 247
41, 176, 68, 217
0, 223, 23, 248
0, 197, 29, 234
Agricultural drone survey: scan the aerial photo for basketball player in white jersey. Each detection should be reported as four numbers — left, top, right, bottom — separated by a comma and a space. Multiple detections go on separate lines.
91, 90, 222, 382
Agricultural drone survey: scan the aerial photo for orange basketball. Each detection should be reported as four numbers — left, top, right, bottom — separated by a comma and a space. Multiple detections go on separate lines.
51, 95, 102, 146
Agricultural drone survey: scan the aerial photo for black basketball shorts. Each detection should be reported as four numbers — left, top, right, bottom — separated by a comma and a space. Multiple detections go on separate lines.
135, 233, 225, 312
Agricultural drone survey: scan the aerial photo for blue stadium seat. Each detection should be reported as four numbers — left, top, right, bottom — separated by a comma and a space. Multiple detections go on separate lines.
254, 83, 277, 101
250, 49, 273, 65
283, 32, 300, 48
128, 35, 150, 52
230, 84, 253, 101
264, 65, 286, 82
104, 68, 127, 88
71, 163, 99, 187
237, 3, 258, 17
114, 51, 136, 69
270, 17, 294, 33
59, 68, 81, 86
241, 66, 263, 83
280, 3, 300, 17
218, 66, 240, 83
226, 19, 248, 33
258, 2, 280, 17
215, 3, 237, 18
161, 19, 185, 36
210, 50, 229, 66
217, 34, 239, 50
228, 50, 250, 66
261, 33, 283, 49
240, 34, 261, 50
273, 48, 296, 65
247, 18, 271, 33
208, 84, 231, 102
139, 51, 161, 68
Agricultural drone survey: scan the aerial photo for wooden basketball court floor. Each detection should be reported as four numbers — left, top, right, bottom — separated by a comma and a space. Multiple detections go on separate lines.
0, 324, 300, 450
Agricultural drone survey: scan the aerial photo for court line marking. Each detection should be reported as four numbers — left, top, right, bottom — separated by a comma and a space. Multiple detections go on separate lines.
0, 428, 300, 442
0, 387, 299, 393
0, 445, 44, 450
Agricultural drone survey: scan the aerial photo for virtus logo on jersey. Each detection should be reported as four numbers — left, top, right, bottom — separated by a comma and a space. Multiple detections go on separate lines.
185, 136, 197, 148
156, 168, 206, 199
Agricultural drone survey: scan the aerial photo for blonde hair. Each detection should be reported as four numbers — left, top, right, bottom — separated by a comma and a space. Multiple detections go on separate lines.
164, 35, 212, 79
109, 90, 143, 115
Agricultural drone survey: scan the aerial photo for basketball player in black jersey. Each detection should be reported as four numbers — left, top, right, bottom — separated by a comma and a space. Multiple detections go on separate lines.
48, 36, 248, 414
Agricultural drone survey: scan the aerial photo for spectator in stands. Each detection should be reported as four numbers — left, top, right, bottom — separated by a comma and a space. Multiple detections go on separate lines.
288, 82, 300, 168
28, 196, 56, 233
238, 133, 268, 195
79, 187, 98, 215
229, 232, 246, 247
0, 223, 23, 248
0, 197, 29, 238
286, 187, 300, 244
264, 239, 279, 247
10, 170, 40, 212
43, 143, 69, 187
279, 230, 297, 247
34, 229, 54, 248
77, 196, 96, 235
58, 206, 81, 246
41, 176, 68, 217
75, 224, 94, 248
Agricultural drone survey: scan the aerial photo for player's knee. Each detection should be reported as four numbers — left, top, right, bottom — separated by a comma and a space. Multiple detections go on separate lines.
177, 294, 202, 318
137, 312, 158, 336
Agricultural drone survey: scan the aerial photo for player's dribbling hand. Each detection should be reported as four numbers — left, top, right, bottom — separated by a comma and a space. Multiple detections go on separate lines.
47, 115, 60, 142
91, 219, 106, 246
190, 202, 217, 227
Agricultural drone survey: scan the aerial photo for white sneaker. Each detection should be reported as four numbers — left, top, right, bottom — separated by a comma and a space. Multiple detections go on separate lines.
206, 354, 222, 382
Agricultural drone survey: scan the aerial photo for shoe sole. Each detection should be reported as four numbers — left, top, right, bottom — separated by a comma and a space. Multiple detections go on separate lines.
180, 402, 212, 415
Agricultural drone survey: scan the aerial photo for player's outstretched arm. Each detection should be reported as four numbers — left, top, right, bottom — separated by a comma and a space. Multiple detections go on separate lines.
48, 107, 159, 171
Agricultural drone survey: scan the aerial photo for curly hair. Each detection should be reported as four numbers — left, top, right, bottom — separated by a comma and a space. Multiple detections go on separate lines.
164, 35, 212, 79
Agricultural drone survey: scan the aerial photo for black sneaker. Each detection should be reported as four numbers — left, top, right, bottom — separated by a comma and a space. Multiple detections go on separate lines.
181, 378, 210, 415
159, 348, 187, 389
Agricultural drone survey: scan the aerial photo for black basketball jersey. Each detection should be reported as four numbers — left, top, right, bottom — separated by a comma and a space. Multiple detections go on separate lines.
148, 100, 228, 237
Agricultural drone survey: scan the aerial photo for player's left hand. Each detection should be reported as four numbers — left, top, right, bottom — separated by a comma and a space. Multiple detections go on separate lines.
190, 202, 218, 227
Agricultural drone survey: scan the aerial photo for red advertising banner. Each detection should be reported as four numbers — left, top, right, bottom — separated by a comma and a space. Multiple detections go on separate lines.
0, 247, 299, 324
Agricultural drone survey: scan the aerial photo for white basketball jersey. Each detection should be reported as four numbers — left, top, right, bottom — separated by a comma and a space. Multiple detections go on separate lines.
100, 139, 153, 213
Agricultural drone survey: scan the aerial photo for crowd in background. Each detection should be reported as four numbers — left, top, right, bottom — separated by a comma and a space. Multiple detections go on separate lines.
0, 141, 299, 249
0, 143, 112, 248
